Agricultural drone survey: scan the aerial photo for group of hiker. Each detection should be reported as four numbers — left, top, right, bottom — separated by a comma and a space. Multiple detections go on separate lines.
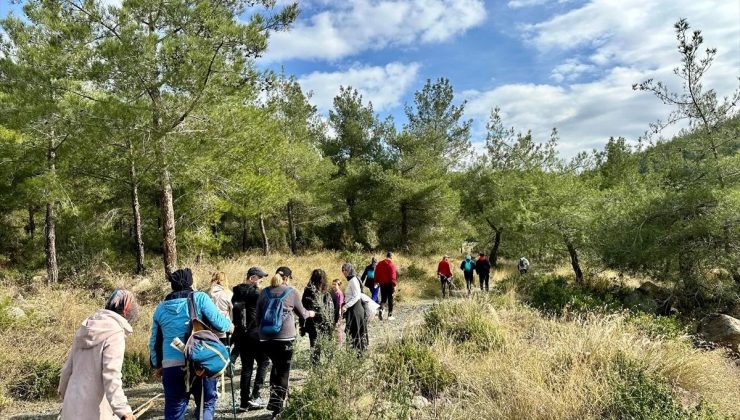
437, 254, 531, 297
57, 253, 399, 420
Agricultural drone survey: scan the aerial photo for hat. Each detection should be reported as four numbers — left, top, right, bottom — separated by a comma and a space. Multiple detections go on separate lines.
246, 266, 268, 278
276, 266, 292, 278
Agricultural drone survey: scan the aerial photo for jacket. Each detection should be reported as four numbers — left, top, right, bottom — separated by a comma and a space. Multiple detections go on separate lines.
374, 258, 397, 286
437, 259, 452, 277
360, 264, 376, 289
475, 257, 491, 275
460, 258, 475, 273
301, 284, 335, 334
256, 285, 309, 341
208, 284, 233, 338
331, 289, 344, 325
59, 309, 133, 420
232, 283, 260, 340
149, 291, 231, 368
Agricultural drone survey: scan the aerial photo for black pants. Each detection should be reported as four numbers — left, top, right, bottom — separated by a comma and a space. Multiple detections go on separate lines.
439, 276, 451, 297
479, 272, 490, 291
465, 274, 474, 293
380, 284, 394, 317
235, 336, 269, 406
264, 340, 294, 415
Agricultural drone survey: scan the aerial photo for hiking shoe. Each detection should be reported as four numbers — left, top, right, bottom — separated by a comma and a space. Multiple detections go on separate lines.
378, 309, 383, 320
388, 315, 395, 321
249, 397, 267, 409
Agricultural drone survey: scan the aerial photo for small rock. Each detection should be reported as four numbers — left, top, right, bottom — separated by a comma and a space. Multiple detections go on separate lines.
412, 395, 430, 409
698, 314, 740, 350
6, 306, 26, 319
623, 290, 658, 314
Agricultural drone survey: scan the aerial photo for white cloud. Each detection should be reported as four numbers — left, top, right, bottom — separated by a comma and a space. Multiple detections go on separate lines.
507, 0, 572, 9
264, 0, 486, 62
469, 0, 740, 156
298, 62, 421, 112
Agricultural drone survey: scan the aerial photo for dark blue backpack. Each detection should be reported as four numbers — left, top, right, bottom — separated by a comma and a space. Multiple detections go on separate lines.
260, 288, 292, 336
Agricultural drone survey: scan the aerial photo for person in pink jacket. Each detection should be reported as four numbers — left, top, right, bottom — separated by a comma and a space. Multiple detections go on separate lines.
58, 289, 139, 420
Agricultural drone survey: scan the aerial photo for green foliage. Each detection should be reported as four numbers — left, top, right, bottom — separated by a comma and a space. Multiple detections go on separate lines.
8, 360, 60, 401
380, 339, 454, 399
628, 313, 688, 340
121, 352, 153, 388
604, 360, 716, 420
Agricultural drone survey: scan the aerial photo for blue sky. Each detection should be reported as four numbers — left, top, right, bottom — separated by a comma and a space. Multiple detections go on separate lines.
2, 0, 738, 156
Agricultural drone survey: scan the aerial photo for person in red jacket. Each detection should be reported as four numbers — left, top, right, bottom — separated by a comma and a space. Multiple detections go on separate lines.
437, 256, 453, 298
374, 252, 397, 321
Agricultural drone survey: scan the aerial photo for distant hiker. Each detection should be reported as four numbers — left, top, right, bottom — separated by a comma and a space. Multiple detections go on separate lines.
437, 255, 453, 298
475, 253, 492, 292
256, 266, 315, 418
331, 279, 345, 345
460, 255, 476, 295
149, 268, 233, 420
360, 257, 380, 303
342, 263, 369, 353
232, 267, 270, 411
518, 257, 530, 274
375, 252, 398, 321
207, 271, 233, 344
300, 269, 335, 365
59, 289, 139, 420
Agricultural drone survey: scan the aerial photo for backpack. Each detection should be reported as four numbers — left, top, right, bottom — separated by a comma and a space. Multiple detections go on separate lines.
464, 260, 473, 271
184, 293, 230, 378
260, 288, 292, 336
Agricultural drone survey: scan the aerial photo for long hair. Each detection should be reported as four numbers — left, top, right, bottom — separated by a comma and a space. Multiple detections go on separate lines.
210, 271, 227, 288
309, 269, 329, 293
270, 272, 285, 288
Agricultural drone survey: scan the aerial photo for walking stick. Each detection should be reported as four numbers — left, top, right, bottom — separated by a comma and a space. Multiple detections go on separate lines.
227, 333, 237, 419
132, 393, 162, 417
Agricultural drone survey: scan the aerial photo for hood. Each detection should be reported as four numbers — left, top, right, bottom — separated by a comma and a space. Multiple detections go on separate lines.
75, 309, 132, 349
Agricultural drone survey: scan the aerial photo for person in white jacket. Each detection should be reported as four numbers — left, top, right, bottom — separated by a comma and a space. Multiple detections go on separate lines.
59, 289, 139, 420
341, 263, 369, 353
207, 271, 233, 343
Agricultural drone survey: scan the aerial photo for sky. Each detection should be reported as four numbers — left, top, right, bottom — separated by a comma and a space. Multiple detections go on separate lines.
2, 0, 738, 156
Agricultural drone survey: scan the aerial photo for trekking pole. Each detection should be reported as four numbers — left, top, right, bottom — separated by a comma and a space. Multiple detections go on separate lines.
227, 333, 237, 419
132, 393, 162, 417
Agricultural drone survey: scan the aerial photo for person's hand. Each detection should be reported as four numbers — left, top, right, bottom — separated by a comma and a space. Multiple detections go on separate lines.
307, 310, 316, 318
229, 324, 235, 334
121, 412, 136, 420
154, 368, 162, 379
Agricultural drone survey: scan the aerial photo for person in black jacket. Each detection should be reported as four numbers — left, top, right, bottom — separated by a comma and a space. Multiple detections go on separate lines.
300, 269, 335, 365
475, 252, 492, 292
360, 257, 379, 303
232, 266, 270, 411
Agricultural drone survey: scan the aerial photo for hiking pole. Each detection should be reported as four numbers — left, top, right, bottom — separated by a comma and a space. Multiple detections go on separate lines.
227, 333, 237, 419
132, 393, 162, 417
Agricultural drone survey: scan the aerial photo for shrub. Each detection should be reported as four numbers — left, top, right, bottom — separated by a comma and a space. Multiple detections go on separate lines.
604, 359, 715, 420
121, 352, 152, 387
8, 360, 61, 401
424, 298, 504, 351
628, 313, 688, 340
380, 339, 454, 399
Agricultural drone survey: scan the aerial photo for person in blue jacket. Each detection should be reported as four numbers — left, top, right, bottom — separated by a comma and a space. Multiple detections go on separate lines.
149, 268, 233, 420
360, 257, 379, 303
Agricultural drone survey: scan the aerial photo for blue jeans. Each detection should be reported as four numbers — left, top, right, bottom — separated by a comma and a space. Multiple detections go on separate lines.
162, 366, 218, 420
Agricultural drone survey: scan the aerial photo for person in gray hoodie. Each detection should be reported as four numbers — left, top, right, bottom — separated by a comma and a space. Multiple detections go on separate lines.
58, 289, 139, 420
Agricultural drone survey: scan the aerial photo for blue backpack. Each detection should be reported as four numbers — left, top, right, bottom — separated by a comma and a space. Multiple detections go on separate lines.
184, 293, 230, 378
464, 260, 473, 271
260, 288, 292, 336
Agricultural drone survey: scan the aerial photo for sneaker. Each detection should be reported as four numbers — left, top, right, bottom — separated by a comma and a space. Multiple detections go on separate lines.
388, 315, 395, 321
249, 397, 267, 409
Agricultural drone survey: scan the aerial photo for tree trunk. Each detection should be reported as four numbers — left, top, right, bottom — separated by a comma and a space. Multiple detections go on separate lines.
565, 239, 583, 283
489, 228, 502, 268
241, 218, 248, 253
159, 163, 177, 275
287, 200, 297, 254
128, 141, 145, 274
400, 202, 409, 249
346, 196, 366, 248
25, 206, 36, 238
45, 141, 58, 284
259, 214, 270, 256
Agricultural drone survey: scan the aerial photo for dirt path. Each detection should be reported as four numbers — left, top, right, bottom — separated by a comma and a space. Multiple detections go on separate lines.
8, 299, 436, 420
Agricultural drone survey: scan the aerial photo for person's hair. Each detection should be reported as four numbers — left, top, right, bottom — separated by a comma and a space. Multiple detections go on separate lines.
270, 272, 286, 288
309, 269, 329, 293
332, 278, 342, 287
386, 251, 393, 258
341, 262, 357, 279
105, 289, 139, 323
211, 271, 227, 286
371, 256, 378, 264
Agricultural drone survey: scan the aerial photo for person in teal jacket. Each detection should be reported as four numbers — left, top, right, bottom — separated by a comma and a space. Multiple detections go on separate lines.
149, 268, 233, 420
